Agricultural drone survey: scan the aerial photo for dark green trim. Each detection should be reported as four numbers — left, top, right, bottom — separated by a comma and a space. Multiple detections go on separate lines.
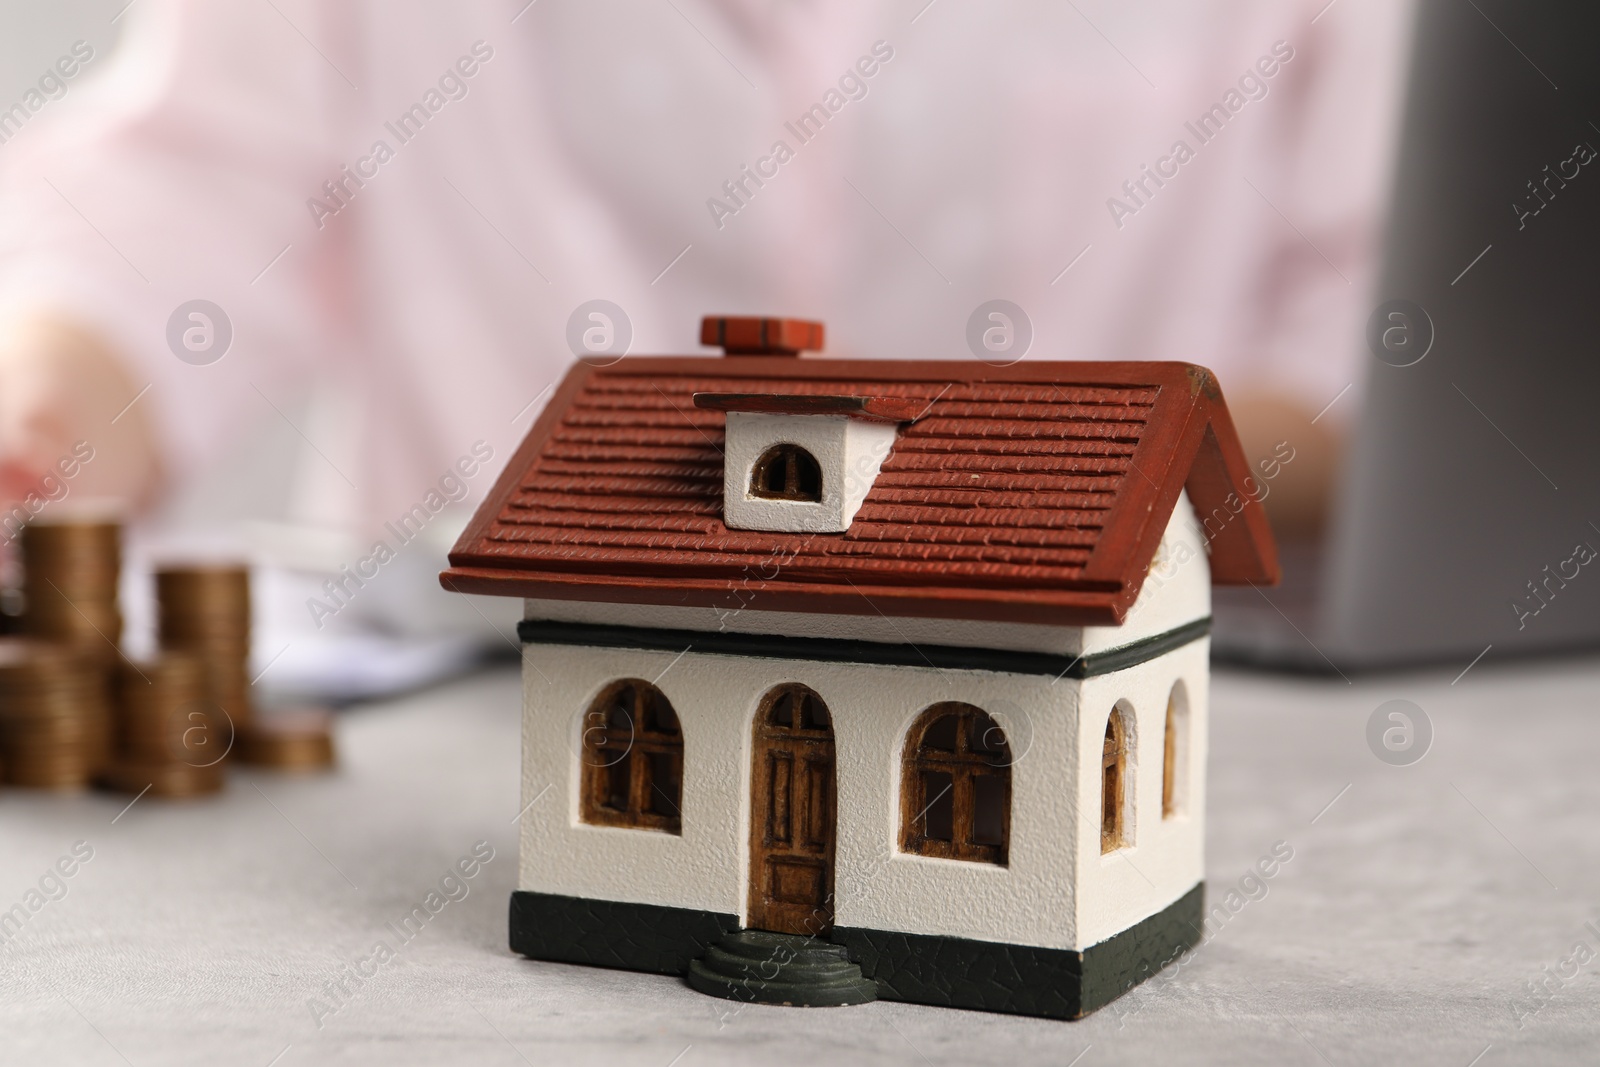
509, 891, 736, 975
516, 616, 1211, 680
834, 882, 1205, 1019
1081, 881, 1206, 1015
508, 884, 1203, 1019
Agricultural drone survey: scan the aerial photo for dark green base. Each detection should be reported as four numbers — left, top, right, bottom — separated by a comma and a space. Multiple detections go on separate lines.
834, 883, 1205, 1018
509, 882, 1204, 1019
507, 891, 736, 975
686, 929, 878, 1007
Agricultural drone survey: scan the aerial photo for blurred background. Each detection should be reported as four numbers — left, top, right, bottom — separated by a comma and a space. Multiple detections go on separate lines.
0, 0, 1594, 699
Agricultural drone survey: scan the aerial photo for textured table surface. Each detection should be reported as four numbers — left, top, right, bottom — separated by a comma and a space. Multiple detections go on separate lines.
2, 655, 1598, 1066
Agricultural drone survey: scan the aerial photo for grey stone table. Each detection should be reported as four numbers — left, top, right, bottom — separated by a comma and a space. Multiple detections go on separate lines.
2, 656, 1597, 1065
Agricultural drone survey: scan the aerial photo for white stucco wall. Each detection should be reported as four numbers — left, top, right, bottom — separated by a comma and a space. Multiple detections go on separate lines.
720, 412, 898, 532
1073, 638, 1210, 948
512, 491, 1213, 951
1080, 489, 1209, 654
517, 635, 1208, 951
522, 492, 1210, 658
520, 646, 1076, 947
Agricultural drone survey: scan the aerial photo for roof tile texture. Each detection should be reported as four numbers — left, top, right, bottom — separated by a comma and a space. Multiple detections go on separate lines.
482, 373, 1154, 586
444, 357, 1278, 624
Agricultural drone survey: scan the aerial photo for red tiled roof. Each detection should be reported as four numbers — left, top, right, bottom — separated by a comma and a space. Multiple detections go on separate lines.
443, 357, 1278, 626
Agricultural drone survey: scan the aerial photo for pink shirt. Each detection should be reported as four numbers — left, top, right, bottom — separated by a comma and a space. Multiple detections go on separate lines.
0, 0, 1413, 540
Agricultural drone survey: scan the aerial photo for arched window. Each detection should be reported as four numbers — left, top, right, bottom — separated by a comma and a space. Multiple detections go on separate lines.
579, 680, 682, 834
1101, 705, 1129, 852
902, 703, 1011, 865
1162, 682, 1189, 819
751, 443, 822, 502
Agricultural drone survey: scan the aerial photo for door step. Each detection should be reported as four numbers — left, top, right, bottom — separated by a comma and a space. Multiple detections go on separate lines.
686, 929, 878, 1007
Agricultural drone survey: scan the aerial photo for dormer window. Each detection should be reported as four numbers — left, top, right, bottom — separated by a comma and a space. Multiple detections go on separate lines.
752, 444, 822, 502
693, 392, 924, 534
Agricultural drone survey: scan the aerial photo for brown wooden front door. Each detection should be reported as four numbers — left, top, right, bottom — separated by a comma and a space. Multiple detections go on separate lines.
748, 686, 836, 936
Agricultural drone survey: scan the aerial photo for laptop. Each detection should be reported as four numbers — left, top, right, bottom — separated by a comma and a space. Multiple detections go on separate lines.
1212, 0, 1600, 672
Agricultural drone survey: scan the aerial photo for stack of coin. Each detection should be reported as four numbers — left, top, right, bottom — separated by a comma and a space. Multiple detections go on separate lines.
100, 654, 224, 797
0, 639, 112, 789
20, 521, 122, 662
237, 707, 338, 772
155, 565, 253, 739
154, 563, 336, 771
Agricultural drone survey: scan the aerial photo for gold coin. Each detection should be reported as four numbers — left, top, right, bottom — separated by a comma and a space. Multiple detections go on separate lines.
0, 639, 112, 784
113, 654, 232, 763
155, 565, 250, 646
96, 758, 224, 798
19, 522, 122, 651
238, 709, 336, 771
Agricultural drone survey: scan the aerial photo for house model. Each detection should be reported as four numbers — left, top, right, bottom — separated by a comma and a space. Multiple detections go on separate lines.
443, 316, 1278, 1019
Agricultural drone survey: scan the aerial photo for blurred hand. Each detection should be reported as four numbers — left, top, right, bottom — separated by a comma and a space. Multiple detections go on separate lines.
1227, 389, 1343, 543
0, 313, 162, 515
